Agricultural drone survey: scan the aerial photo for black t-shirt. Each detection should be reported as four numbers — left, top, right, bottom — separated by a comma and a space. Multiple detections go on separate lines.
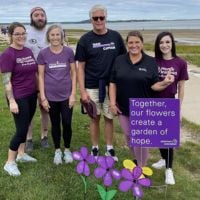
110, 53, 159, 116
75, 29, 126, 88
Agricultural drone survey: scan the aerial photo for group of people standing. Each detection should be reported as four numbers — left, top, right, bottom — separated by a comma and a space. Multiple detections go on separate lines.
0, 4, 188, 186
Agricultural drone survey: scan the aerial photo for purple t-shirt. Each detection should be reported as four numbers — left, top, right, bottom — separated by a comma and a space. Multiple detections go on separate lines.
156, 56, 189, 98
0, 47, 37, 99
37, 46, 75, 101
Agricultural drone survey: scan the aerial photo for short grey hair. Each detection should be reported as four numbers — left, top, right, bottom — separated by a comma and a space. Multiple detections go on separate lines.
89, 4, 107, 19
46, 24, 64, 45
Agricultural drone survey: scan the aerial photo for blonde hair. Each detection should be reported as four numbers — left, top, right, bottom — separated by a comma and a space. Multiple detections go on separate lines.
46, 24, 64, 45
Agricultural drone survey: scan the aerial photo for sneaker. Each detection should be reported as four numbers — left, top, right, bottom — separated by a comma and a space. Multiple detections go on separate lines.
4, 161, 21, 176
25, 139, 33, 152
165, 168, 175, 185
63, 149, 73, 163
152, 159, 166, 169
41, 136, 50, 148
91, 147, 99, 160
105, 149, 118, 162
53, 149, 62, 165
16, 153, 37, 162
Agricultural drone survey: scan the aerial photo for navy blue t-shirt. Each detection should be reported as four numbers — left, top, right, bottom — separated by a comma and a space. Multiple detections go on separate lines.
75, 29, 126, 88
110, 53, 159, 116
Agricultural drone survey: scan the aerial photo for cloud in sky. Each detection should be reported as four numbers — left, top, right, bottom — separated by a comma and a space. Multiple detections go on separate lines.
0, 0, 200, 23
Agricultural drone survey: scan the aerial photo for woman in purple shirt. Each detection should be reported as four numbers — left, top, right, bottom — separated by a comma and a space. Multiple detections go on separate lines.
38, 24, 76, 165
1, 22, 38, 176
152, 31, 189, 185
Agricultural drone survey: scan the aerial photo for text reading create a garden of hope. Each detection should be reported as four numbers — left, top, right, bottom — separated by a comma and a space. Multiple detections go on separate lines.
129, 99, 178, 146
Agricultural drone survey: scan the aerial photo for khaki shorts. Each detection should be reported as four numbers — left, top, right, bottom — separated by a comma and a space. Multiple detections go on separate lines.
86, 88, 113, 119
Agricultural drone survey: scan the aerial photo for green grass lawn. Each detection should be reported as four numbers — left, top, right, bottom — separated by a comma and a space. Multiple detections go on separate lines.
0, 39, 200, 200
0, 85, 200, 200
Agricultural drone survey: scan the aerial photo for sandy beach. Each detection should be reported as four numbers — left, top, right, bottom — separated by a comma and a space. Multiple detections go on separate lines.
64, 29, 200, 45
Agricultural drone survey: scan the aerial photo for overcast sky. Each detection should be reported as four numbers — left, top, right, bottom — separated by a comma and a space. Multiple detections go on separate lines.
0, 0, 200, 23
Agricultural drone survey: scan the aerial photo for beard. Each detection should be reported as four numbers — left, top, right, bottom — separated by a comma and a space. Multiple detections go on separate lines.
31, 19, 47, 30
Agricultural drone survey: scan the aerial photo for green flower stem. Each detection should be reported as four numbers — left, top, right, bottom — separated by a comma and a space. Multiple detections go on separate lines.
80, 175, 87, 200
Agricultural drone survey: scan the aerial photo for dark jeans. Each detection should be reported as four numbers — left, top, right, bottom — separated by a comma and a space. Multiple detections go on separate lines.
10, 93, 37, 151
48, 99, 73, 149
159, 148, 174, 168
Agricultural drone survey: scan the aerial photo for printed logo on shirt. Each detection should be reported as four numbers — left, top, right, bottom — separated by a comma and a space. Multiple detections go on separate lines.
16, 56, 36, 66
158, 66, 177, 78
28, 39, 37, 44
92, 42, 116, 50
49, 61, 67, 69
138, 68, 147, 72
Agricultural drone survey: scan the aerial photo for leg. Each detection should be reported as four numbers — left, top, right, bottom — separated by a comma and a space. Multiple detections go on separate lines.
48, 101, 61, 149
104, 116, 113, 145
25, 94, 37, 151
60, 99, 73, 163
134, 147, 149, 167
160, 148, 174, 168
39, 104, 49, 139
60, 99, 73, 149
119, 115, 149, 167
119, 115, 135, 156
26, 122, 33, 140
90, 116, 101, 146
5, 95, 37, 176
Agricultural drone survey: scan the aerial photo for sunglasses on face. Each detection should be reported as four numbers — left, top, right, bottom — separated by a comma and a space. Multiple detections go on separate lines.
92, 16, 105, 21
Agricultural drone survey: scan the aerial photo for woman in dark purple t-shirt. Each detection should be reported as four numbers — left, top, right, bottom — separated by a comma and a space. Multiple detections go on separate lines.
152, 32, 189, 185
1, 22, 38, 176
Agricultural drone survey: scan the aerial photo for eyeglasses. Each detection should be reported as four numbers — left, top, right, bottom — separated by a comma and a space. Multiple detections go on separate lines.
92, 16, 105, 21
12, 32, 27, 37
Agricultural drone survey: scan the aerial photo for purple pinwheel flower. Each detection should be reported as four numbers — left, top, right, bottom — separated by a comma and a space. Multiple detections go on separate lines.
119, 166, 151, 198
94, 156, 121, 186
73, 146, 96, 176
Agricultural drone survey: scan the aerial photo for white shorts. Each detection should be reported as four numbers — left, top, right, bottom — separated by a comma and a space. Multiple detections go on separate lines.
86, 88, 113, 119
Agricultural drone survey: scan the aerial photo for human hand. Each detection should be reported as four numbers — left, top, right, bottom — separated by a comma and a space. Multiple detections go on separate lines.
109, 104, 122, 116
69, 94, 76, 108
80, 90, 90, 103
164, 69, 175, 84
41, 99, 50, 112
9, 100, 19, 114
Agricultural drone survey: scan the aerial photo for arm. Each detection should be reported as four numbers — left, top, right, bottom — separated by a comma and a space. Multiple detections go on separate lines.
177, 80, 185, 106
109, 82, 122, 115
77, 61, 90, 103
178, 80, 185, 121
2, 72, 19, 114
69, 62, 77, 108
151, 70, 174, 91
38, 64, 50, 112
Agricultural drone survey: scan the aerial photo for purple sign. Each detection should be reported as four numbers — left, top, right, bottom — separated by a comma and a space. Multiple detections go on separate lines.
129, 98, 180, 148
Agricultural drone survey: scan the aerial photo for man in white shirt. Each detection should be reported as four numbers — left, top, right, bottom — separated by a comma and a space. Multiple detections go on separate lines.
25, 7, 49, 151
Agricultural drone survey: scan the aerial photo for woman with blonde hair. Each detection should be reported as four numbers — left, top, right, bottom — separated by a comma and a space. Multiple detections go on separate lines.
38, 24, 76, 165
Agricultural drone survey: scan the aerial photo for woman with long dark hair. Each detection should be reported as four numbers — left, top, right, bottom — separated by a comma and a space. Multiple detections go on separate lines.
152, 31, 189, 185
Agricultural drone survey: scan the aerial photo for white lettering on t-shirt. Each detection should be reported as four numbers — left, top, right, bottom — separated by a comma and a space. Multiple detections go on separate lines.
92, 42, 116, 50
49, 61, 67, 69
16, 56, 36, 66
139, 68, 147, 72
158, 66, 177, 78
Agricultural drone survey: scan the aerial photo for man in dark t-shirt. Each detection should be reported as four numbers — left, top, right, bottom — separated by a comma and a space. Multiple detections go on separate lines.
75, 4, 126, 161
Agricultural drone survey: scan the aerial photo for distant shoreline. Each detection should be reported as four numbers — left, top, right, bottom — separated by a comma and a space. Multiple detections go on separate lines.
1, 19, 200, 26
